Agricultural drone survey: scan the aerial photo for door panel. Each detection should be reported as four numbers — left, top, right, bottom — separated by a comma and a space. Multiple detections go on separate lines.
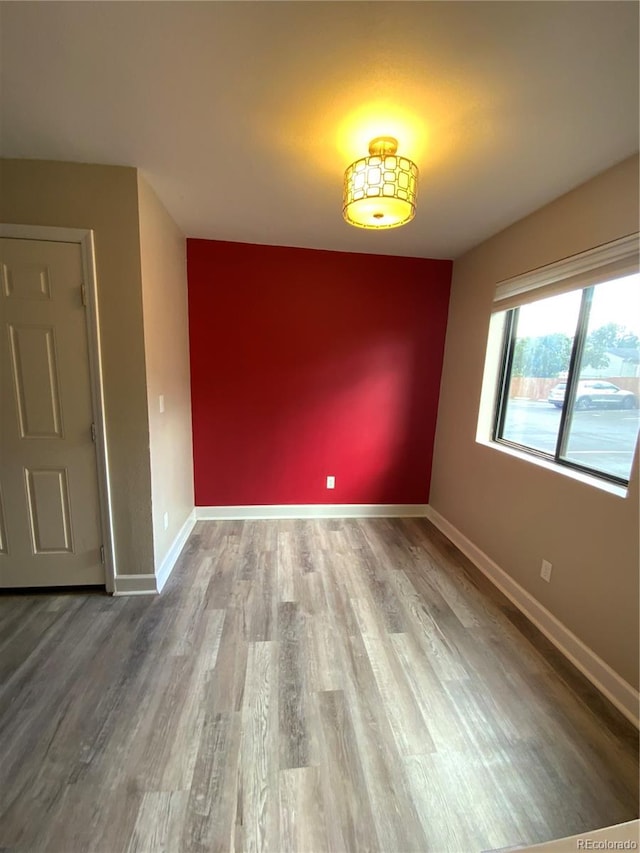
0, 238, 104, 587
0, 488, 7, 554
2, 260, 52, 300
9, 324, 64, 437
25, 468, 73, 553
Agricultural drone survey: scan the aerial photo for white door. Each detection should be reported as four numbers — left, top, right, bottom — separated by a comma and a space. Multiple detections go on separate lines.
0, 237, 104, 587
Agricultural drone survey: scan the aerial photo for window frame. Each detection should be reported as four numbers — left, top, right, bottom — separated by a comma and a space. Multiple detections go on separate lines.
492, 284, 635, 488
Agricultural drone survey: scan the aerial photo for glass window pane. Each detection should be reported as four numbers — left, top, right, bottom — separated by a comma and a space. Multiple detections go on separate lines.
561, 274, 640, 481
499, 290, 582, 453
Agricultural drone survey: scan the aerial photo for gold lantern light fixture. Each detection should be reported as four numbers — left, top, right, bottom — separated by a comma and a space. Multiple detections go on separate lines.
343, 136, 418, 229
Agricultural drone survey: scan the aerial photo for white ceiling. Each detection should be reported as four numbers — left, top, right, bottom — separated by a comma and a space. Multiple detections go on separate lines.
1, 1, 638, 259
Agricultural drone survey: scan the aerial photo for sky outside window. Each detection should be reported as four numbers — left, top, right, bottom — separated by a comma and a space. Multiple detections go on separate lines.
516, 273, 639, 339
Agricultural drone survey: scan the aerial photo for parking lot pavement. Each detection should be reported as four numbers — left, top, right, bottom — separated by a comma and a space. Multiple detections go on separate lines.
501, 399, 640, 480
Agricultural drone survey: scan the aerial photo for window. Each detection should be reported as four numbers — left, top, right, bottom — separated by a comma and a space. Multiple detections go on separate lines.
490, 235, 640, 487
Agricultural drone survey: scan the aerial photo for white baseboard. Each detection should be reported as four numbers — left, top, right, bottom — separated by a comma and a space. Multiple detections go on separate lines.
112, 574, 158, 595
195, 504, 429, 520
425, 506, 640, 728
156, 509, 196, 592
112, 509, 196, 595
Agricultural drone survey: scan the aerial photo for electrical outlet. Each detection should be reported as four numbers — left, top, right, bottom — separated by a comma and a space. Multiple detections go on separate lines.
540, 559, 552, 582
326, 475, 335, 489
163, 512, 169, 530
159, 394, 165, 413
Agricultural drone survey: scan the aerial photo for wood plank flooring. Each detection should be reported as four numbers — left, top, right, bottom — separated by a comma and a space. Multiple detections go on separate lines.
0, 518, 637, 853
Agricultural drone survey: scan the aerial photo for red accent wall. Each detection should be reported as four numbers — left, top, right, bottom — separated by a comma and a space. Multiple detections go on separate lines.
187, 239, 452, 506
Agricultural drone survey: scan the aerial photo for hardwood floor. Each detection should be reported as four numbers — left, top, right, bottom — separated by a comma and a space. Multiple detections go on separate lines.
0, 518, 637, 853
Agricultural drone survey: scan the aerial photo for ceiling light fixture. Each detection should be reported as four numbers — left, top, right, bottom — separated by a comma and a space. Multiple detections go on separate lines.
343, 136, 418, 229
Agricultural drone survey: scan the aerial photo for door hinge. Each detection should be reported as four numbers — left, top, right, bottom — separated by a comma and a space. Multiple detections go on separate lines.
81, 283, 87, 307
100, 545, 105, 564
91, 422, 97, 442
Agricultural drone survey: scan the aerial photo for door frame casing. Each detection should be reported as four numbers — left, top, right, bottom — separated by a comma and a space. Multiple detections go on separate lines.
1, 223, 116, 592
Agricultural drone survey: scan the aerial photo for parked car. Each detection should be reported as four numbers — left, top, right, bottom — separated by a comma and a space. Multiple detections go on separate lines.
548, 380, 638, 410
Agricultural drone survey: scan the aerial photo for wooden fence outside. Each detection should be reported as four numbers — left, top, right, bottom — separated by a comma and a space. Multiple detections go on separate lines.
509, 376, 639, 401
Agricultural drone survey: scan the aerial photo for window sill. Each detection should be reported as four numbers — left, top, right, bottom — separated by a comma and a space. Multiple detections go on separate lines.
476, 437, 629, 498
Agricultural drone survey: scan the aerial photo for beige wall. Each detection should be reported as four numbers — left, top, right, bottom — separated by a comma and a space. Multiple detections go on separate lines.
0, 159, 155, 578
430, 155, 640, 689
137, 174, 194, 569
